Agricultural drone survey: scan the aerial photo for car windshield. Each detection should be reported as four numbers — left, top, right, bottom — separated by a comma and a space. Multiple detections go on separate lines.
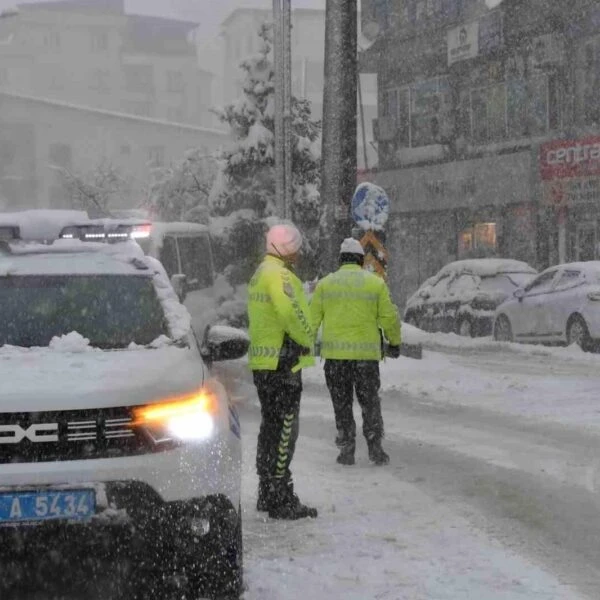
0, 275, 167, 348
479, 273, 534, 295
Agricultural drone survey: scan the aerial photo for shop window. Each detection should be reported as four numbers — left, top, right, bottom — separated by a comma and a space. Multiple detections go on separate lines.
458, 223, 497, 257
576, 223, 597, 261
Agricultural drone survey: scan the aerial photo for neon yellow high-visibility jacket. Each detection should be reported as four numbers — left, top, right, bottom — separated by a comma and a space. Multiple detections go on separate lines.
247, 255, 315, 372
310, 264, 401, 360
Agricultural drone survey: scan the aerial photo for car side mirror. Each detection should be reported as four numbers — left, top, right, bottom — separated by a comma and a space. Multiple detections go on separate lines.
201, 325, 250, 363
170, 273, 188, 303
514, 288, 525, 300
419, 290, 430, 299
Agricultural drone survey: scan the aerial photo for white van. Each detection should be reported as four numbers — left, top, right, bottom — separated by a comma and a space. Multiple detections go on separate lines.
136, 221, 216, 293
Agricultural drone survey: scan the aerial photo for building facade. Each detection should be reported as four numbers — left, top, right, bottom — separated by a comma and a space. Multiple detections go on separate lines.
0, 0, 214, 127
362, 0, 600, 307
0, 0, 226, 209
0, 91, 227, 210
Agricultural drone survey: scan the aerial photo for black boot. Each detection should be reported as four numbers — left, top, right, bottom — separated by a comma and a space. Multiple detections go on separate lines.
336, 440, 355, 465
368, 439, 389, 466
256, 478, 270, 511
268, 479, 318, 520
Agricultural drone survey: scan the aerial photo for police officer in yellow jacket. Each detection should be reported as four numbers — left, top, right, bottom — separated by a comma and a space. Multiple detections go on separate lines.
310, 238, 401, 466
248, 223, 317, 519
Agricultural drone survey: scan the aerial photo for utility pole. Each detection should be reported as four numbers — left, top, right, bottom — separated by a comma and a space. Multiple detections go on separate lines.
273, 0, 293, 220
320, 0, 358, 274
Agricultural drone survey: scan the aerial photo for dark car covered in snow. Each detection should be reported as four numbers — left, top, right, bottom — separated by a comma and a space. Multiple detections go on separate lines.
404, 259, 537, 337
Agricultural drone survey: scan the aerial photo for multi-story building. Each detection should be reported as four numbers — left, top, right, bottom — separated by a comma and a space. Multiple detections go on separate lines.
362, 0, 600, 307
220, 6, 378, 169
0, 0, 227, 209
1, 0, 214, 125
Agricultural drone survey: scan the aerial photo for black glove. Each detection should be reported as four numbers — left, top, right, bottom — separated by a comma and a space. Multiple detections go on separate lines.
387, 344, 401, 359
278, 335, 309, 371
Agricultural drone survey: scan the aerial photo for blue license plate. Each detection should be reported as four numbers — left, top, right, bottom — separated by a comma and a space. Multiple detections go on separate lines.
0, 489, 96, 524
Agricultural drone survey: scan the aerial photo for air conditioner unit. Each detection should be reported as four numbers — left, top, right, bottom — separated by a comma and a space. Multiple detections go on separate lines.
531, 34, 565, 69
372, 116, 397, 142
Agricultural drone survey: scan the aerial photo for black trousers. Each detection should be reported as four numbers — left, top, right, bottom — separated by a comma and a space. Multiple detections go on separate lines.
253, 370, 302, 483
324, 360, 383, 446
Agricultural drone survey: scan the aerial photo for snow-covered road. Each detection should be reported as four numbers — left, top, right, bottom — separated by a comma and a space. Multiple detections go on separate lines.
218, 335, 600, 600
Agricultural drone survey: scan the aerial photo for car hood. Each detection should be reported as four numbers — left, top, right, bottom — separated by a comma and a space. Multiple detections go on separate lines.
0, 345, 205, 412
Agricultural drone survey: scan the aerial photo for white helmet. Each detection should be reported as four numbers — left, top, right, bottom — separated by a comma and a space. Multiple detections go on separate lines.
340, 237, 365, 256
266, 223, 303, 257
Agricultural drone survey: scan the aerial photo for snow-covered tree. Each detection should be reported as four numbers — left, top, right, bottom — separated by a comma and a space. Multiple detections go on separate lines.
146, 148, 215, 224
210, 23, 322, 283
54, 162, 130, 217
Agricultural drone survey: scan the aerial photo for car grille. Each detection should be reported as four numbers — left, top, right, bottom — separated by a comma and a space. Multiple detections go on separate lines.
0, 406, 161, 463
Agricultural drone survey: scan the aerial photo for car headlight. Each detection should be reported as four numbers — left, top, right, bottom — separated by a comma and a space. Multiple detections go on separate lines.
133, 389, 216, 444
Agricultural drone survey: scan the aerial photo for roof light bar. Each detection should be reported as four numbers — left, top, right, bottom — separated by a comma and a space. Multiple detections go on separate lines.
58, 221, 152, 244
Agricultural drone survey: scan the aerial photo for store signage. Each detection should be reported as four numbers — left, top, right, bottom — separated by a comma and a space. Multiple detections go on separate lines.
448, 21, 479, 65
540, 137, 600, 181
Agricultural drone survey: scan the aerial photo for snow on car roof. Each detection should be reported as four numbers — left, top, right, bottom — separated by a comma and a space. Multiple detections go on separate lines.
0, 209, 89, 241
149, 221, 210, 245
0, 240, 152, 277
555, 261, 600, 274
436, 259, 537, 278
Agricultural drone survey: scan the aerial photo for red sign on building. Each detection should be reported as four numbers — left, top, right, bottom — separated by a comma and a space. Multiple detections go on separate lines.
540, 136, 600, 181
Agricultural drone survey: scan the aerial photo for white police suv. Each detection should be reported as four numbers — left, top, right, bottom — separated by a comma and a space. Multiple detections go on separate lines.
0, 213, 247, 600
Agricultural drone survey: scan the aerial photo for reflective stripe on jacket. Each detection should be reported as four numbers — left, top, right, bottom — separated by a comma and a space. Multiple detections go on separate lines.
310, 264, 401, 360
247, 255, 315, 372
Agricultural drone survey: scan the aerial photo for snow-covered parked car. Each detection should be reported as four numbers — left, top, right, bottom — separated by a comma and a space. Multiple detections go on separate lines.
0, 218, 248, 599
404, 259, 537, 337
493, 261, 600, 351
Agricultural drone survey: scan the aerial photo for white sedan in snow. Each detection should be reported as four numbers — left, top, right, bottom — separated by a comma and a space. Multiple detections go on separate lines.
493, 262, 600, 350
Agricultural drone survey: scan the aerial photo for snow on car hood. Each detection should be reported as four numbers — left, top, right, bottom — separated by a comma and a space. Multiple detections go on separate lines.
0, 344, 205, 412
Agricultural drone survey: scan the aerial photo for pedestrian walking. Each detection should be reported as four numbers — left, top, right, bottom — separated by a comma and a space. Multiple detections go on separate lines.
247, 223, 318, 519
310, 238, 401, 466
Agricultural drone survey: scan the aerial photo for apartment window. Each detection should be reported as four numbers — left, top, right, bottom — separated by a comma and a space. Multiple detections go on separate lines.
167, 70, 185, 93
384, 76, 450, 148
458, 223, 497, 258
48, 143, 72, 169
470, 74, 549, 143
582, 36, 600, 124
147, 146, 165, 167
90, 69, 110, 93
90, 30, 109, 53
123, 64, 154, 93
43, 30, 61, 49
373, 0, 391, 30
